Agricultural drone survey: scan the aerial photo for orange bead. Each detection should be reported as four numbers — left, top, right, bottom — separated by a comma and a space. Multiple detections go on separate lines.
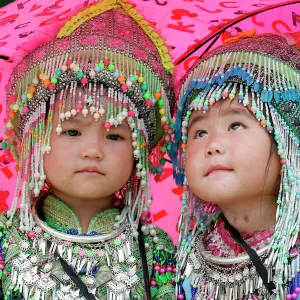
154, 91, 161, 100
9, 111, 15, 119
28, 86, 36, 93
44, 79, 50, 86
181, 143, 187, 149
118, 76, 125, 83
260, 120, 266, 127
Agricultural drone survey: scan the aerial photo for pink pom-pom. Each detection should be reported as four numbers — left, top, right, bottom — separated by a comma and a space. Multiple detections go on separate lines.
104, 123, 111, 130
27, 232, 35, 239
166, 266, 173, 272
145, 100, 152, 107
121, 84, 128, 91
103, 59, 110, 67
159, 268, 166, 274
76, 104, 83, 111
150, 280, 157, 286
251, 106, 257, 112
81, 78, 88, 85
287, 295, 293, 300
23, 106, 29, 113
209, 98, 215, 105
128, 110, 135, 117
197, 103, 204, 110
61, 65, 68, 72
295, 287, 300, 293
136, 70, 141, 76
66, 59, 73, 66
49, 83, 56, 90
154, 265, 160, 272
293, 293, 298, 299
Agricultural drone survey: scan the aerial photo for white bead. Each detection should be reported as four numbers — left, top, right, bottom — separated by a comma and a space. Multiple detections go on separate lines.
40, 174, 46, 181
117, 116, 123, 123
136, 163, 142, 170
148, 224, 154, 230
133, 149, 140, 156
130, 123, 135, 129
115, 215, 121, 221
89, 106, 96, 113
60, 113, 65, 120
93, 113, 100, 120
19, 225, 25, 231
109, 118, 114, 125
99, 108, 105, 116
278, 150, 284, 155
140, 179, 147, 187
89, 70, 96, 78
29, 182, 34, 190
13, 104, 19, 112
132, 231, 139, 238
153, 236, 159, 243
6, 121, 13, 129
141, 225, 148, 232
61, 65, 67, 72
161, 116, 167, 123
65, 111, 71, 119
56, 127, 62, 135
150, 229, 157, 236
182, 120, 188, 127
143, 207, 149, 213
127, 116, 133, 122
70, 63, 75, 69
34, 172, 40, 179
73, 65, 80, 72
136, 172, 141, 178
147, 199, 152, 205
71, 109, 77, 116
38, 181, 44, 188
114, 223, 120, 228
141, 170, 146, 177
113, 120, 118, 127
6, 220, 12, 227
132, 141, 137, 147
122, 111, 128, 118
45, 145, 51, 153
132, 132, 138, 139
34, 188, 40, 196
126, 80, 132, 87
144, 243, 149, 249
82, 108, 89, 117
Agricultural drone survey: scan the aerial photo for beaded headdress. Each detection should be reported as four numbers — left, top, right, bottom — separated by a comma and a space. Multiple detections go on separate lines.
2, 0, 175, 236
172, 34, 300, 298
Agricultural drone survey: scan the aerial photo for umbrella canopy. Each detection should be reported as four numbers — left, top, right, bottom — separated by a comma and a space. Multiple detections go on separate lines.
0, 0, 299, 240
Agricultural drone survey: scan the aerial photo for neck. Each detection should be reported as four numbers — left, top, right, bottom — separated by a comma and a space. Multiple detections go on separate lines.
51, 189, 115, 232
218, 194, 277, 233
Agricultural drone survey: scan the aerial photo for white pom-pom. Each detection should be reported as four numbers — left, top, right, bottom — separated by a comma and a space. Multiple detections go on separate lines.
93, 113, 100, 120
45, 145, 51, 153
132, 132, 138, 139
136, 163, 142, 170
71, 109, 77, 116
40, 174, 46, 181
82, 108, 89, 117
34, 172, 40, 180
56, 127, 62, 135
99, 108, 105, 116
90, 106, 96, 114
65, 111, 71, 119
121, 111, 128, 118
34, 188, 40, 197
59, 113, 65, 120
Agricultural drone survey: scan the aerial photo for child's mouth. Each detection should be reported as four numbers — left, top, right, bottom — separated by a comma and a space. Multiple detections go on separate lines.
205, 165, 233, 176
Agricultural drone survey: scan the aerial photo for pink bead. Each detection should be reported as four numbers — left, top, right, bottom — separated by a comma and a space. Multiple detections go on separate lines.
281, 159, 286, 165
23, 106, 29, 113
163, 124, 170, 131
167, 266, 173, 272
0, 263, 4, 270
251, 106, 257, 112
49, 83, 56, 90
81, 78, 88, 85
295, 287, 300, 293
145, 100, 152, 107
136, 70, 141, 76
103, 59, 110, 67
27, 232, 35, 239
104, 123, 111, 130
128, 110, 135, 117
66, 60, 73, 66
209, 98, 215, 105
160, 268, 166, 274
293, 294, 298, 299
197, 103, 203, 110
61, 65, 68, 72
221, 92, 228, 99
287, 295, 293, 300
173, 267, 177, 273
154, 265, 160, 272
151, 280, 157, 286
76, 104, 83, 111
121, 84, 128, 91
178, 294, 185, 300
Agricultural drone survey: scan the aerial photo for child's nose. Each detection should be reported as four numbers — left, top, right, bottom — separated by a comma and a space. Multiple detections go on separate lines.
81, 139, 105, 160
205, 135, 225, 156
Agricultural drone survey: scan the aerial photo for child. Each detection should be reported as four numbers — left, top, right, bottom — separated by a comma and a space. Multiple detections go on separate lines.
1, 0, 176, 299
172, 33, 300, 299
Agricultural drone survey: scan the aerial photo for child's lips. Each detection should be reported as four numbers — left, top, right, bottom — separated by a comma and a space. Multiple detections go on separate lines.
76, 166, 105, 175
205, 164, 233, 176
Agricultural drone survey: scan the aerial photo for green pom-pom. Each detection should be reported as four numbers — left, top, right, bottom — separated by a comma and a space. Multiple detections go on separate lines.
107, 63, 115, 71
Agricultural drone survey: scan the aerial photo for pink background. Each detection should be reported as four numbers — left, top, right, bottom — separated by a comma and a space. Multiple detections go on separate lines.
0, 0, 299, 241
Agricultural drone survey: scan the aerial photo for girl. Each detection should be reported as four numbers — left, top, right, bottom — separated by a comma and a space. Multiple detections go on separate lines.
172, 33, 300, 299
1, 0, 176, 299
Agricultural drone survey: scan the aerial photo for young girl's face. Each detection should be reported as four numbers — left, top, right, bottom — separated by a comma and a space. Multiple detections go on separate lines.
44, 96, 134, 201
185, 97, 280, 205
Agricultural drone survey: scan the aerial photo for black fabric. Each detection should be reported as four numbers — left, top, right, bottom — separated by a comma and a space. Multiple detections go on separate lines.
138, 224, 151, 300
221, 215, 275, 295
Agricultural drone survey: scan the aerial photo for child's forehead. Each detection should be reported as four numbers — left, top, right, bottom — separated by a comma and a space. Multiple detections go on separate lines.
188, 98, 253, 125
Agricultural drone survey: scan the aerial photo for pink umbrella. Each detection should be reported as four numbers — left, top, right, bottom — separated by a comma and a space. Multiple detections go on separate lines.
0, 0, 299, 240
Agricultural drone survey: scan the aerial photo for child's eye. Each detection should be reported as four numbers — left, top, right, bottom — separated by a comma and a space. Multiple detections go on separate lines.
229, 122, 245, 131
107, 134, 124, 141
63, 130, 81, 136
193, 130, 208, 139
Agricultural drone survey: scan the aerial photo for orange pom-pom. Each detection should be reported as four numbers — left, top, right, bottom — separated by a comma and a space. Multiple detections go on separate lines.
260, 120, 266, 127
154, 91, 161, 100
181, 143, 187, 149
28, 86, 36, 93
118, 76, 125, 83
9, 111, 15, 119
44, 79, 50, 86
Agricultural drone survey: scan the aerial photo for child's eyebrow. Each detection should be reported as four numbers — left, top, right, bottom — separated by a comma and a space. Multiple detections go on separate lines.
188, 106, 253, 129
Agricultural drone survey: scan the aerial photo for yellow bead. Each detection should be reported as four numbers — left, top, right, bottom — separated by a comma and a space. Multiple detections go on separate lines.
27, 93, 33, 99
159, 108, 165, 115
138, 76, 144, 83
